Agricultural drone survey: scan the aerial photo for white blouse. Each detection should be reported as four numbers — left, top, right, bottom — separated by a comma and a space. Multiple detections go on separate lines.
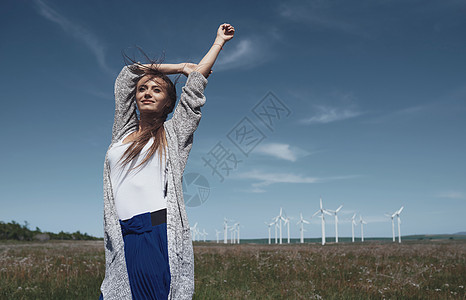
107, 130, 168, 221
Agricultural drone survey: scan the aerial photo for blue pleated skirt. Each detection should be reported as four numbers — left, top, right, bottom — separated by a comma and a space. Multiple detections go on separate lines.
99, 210, 171, 300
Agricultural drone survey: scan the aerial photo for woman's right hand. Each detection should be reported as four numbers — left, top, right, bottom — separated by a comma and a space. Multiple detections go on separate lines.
216, 23, 235, 43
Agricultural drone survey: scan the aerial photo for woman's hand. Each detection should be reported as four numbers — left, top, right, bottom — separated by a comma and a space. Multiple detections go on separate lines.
182, 63, 213, 78
216, 23, 235, 43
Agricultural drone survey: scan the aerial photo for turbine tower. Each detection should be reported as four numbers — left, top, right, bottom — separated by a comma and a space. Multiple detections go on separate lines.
275, 208, 286, 244
360, 215, 367, 242
234, 222, 240, 244
215, 229, 221, 243
265, 221, 274, 244
282, 214, 291, 244
229, 226, 235, 243
297, 213, 310, 243
202, 229, 208, 242
385, 212, 396, 242
223, 218, 230, 244
327, 204, 343, 243
351, 214, 357, 243
191, 222, 198, 242
395, 206, 404, 243
223, 218, 228, 244
313, 197, 332, 245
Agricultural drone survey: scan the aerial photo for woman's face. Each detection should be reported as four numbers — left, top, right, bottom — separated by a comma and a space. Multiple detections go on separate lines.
135, 75, 170, 115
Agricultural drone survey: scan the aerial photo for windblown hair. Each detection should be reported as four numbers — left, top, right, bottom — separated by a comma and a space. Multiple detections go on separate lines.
117, 47, 183, 171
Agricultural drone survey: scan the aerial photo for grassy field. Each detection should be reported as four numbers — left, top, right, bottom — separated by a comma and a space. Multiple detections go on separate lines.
0, 239, 464, 299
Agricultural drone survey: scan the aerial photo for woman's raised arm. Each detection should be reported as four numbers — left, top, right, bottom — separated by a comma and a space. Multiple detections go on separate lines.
194, 23, 235, 78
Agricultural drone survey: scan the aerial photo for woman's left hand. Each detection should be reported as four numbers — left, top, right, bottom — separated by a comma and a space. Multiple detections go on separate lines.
182, 63, 213, 78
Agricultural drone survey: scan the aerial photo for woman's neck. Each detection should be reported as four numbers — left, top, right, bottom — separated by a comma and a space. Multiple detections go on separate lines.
138, 113, 165, 132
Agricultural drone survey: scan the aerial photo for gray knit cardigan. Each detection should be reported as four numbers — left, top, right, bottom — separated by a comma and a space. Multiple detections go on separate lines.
99, 64, 208, 299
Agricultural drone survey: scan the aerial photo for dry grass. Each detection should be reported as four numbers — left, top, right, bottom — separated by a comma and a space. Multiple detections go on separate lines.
0, 240, 464, 299
0, 240, 104, 299
193, 241, 466, 299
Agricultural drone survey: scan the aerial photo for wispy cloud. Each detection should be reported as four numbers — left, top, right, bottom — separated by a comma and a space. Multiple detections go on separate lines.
33, 0, 112, 75
364, 104, 432, 124
436, 191, 465, 200
277, 1, 370, 38
211, 38, 271, 71
299, 105, 363, 125
234, 169, 359, 190
254, 143, 312, 162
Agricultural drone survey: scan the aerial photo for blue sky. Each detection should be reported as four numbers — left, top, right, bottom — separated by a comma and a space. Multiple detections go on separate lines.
1, 0, 465, 240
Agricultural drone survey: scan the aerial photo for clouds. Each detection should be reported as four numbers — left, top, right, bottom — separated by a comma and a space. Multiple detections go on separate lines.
276, 0, 371, 38
234, 169, 359, 193
33, 0, 112, 75
299, 105, 363, 125
254, 143, 311, 162
436, 192, 465, 200
213, 36, 274, 71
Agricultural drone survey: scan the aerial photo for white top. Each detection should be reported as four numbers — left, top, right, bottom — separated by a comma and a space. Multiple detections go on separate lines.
107, 130, 168, 221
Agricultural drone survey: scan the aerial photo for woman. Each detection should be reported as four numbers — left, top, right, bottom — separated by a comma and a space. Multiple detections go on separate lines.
99, 23, 235, 300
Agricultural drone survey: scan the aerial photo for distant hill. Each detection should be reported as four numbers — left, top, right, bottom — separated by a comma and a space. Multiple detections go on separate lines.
453, 232, 466, 235
0, 220, 101, 241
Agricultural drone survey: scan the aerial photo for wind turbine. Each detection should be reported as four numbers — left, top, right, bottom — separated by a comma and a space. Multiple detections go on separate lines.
360, 215, 367, 242
327, 204, 343, 243
313, 197, 332, 245
274, 217, 279, 244
215, 229, 221, 243
234, 222, 240, 244
229, 226, 236, 243
274, 208, 286, 244
395, 206, 404, 243
351, 214, 357, 243
223, 218, 234, 244
191, 222, 198, 242
202, 229, 208, 242
296, 213, 310, 243
280, 208, 286, 244
265, 221, 274, 244
283, 218, 290, 243
385, 212, 396, 242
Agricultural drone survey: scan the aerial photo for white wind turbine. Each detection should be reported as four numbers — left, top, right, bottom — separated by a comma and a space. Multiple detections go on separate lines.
313, 197, 332, 245
351, 214, 357, 243
275, 208, 286, 244
385, 212, 396, 242
234, 222, 241, 244
327, 204, 343, 243
395, 206, 404, 243
296, 213, 310, 243
274, 216, 279, 244
202, 229, 208, 242
360, 215, 367, 242
282, 213, 291, 244
215, 229, 221, 243
229, 226, 236, 243
265, 221, 274, 244
223, 218, 233, 244
191, 222, 198, 242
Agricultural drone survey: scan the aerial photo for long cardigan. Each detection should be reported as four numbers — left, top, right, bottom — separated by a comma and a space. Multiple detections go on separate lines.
99, 64, 208, 299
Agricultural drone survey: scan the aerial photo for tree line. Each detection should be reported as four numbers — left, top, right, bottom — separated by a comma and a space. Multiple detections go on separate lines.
0, 220, 101, 241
